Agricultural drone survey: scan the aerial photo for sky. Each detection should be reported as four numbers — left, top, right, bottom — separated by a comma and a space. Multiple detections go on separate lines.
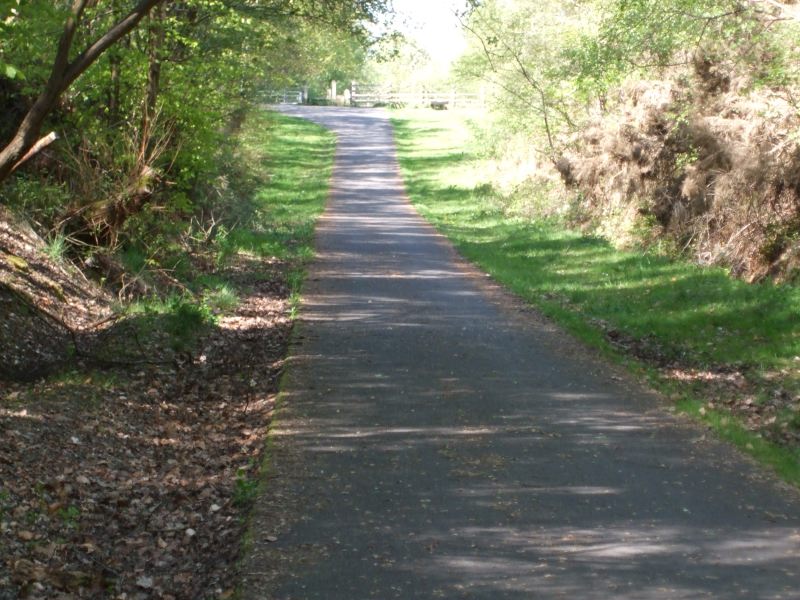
390, 0, 469, 68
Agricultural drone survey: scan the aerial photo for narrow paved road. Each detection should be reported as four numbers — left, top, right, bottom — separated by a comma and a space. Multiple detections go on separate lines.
241, 107, 800, 599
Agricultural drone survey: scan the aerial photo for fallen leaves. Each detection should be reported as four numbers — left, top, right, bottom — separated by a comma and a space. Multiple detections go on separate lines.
1, 258, 293, 598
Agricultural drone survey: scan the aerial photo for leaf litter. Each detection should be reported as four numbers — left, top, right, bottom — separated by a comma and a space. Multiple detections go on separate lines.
1, 255, 293, 599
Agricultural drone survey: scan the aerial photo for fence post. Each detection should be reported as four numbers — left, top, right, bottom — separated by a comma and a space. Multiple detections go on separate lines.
330, 80, 337, 102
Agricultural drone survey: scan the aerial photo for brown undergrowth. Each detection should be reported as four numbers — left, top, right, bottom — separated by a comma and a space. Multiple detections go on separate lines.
557, 58, 800, 283
1, 211, 293, 598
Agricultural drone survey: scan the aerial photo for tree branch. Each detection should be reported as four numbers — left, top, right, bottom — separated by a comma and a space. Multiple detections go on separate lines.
62, 0, 165, 89
10, 132, 58, 174
0, 0, 166, 185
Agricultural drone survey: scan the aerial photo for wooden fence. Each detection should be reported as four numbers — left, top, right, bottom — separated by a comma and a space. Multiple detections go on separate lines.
262, 89, 304, 104
263, 83, 485, 109
349, 84, 484, 109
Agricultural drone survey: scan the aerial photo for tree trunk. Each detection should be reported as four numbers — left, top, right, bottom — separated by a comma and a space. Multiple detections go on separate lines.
107, 0, 124, 125
108, 52, 122, 124
142, 3, 166, 142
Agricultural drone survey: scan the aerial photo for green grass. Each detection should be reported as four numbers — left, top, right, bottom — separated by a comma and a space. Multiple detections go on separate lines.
43, 233, 68, 262
391, 108, 800, 483
202, 283, 239, 315
220, 110, 334, 294
233, 465, 261, 508
125, 294, 217, 352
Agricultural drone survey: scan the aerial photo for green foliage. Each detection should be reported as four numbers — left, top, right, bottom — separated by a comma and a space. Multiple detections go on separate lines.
263, 20, 372, 99
233, 466, 259, 507
0, 489, 9, 521
120, 246, 149, 274
25, 508, 40, 526
99, 109, 333, 354
127, 293, 216, 352
456, 0, 601, 152
0, 2, 61, 91
220, 110, 334, 267
1, 0, 388, 287
163, 295, 216, 350
57, 505, 81, 530
394, 111, 800, 379
573, 0, 783, 91
362, 34, 447, 92
2, 178, 71, 227
209, 110, 335, 323
457, 0, 799, 154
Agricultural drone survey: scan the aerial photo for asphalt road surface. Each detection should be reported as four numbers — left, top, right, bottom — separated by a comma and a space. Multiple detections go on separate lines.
240, 106, 800, 599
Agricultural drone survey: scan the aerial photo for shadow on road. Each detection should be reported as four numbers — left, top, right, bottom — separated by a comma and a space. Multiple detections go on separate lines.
241, 106, 800, 600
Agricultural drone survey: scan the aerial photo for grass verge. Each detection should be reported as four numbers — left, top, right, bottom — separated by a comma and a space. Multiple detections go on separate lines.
228, 110, 334, 593
222, 109, 335, 295
391, 108, 800, 485
124, 109, 334, 338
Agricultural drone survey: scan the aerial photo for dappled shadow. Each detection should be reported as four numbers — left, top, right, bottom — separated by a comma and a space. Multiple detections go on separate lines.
270, 278, 800, 597
271, 299, 800, 598
242, 108, 800, 599
457, 223, 800, 371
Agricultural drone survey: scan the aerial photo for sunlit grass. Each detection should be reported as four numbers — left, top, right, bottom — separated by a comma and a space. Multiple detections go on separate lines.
225, 111, 335, 286
202, 283, 239, 315
392, 108, 800, 484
